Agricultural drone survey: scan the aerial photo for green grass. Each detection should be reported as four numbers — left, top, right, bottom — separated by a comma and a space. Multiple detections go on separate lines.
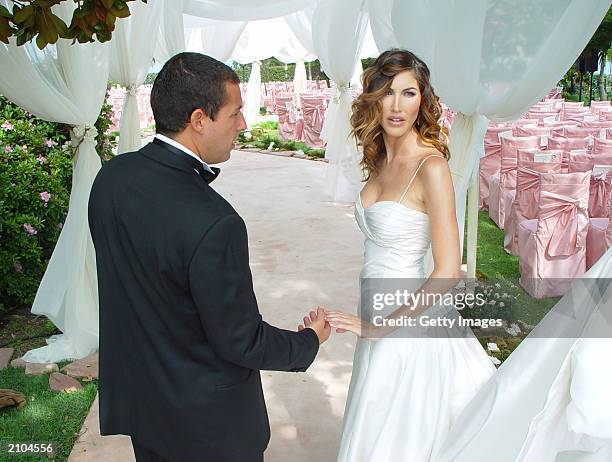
239, 121, 326, 159
0, 365, 98, 462
0, 310, 98, 462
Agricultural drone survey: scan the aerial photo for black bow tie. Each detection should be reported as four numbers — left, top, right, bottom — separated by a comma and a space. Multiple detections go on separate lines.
152, 137, 220, 184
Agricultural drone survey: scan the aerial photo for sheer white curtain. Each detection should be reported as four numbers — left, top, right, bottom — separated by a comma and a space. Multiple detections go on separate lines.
184, 15, 247, 62
0, 2, 109, 363
110, 0, 163, 154
369, 0, 610, 275
183, 0, 312, 20
293, 59, 307, 95
284, 6, 316, 55
437, 249, 612, 461
154, 0, 186, 66
243, 61, 261, 127
313, 0, 368, 202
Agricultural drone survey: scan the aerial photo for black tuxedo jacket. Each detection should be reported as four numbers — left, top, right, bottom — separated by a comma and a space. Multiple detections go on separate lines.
88, 141, 319, 461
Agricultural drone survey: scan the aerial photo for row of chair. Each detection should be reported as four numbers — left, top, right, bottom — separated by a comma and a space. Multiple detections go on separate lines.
479, 98, 612, 298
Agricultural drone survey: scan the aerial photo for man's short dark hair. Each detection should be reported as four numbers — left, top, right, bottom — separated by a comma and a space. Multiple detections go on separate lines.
150, 52, 240, 136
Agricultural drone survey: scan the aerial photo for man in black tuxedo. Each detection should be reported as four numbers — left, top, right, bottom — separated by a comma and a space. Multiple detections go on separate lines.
88, 52, 330, 462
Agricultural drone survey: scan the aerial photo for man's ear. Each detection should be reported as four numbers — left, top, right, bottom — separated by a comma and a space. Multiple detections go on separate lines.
189, 108, 210, 133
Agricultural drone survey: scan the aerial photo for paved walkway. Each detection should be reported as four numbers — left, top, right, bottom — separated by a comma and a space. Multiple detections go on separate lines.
69, 149, 363, 462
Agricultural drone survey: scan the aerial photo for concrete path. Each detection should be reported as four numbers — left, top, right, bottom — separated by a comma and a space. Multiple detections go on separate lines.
69, 149, 363, 462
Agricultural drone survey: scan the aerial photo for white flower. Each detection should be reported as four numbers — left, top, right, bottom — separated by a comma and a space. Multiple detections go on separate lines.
487, 342, 499, 352
499, 302, 505, 308
505, 323, 521, 336
488, 355, 501, 366
243, 131, 252, 140
495, 283, 501, 288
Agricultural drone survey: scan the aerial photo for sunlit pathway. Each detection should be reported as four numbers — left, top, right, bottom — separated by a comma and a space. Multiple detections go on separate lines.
69, 149, 363, 462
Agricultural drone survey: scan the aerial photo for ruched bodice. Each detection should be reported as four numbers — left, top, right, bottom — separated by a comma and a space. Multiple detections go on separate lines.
355, 194, 431, 279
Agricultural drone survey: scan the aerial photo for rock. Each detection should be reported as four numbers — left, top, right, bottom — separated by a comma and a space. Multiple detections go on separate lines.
0, 389, 26, 410
10, 357, 26, 369
0, 348, 14, 370
49, 373, 82, 393
25, 362, 59, 376
62, 353, 98, 380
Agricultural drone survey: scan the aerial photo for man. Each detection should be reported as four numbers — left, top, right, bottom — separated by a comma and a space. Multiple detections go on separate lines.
88, 52, 330, 462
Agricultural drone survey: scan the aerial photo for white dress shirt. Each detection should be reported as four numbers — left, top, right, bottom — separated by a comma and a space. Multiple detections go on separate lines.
154, 134, 215, 175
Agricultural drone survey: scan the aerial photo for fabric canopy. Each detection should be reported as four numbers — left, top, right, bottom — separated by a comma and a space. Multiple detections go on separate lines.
0, 0, 609, 366
0, 1, 109, 363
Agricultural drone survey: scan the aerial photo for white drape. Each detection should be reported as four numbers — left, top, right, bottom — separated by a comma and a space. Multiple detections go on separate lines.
313, 0, 368, 202
437, 249, 612, 461
284, 6, 316, 55
110, 0, 163, 154
243, 61, 262, 127
154, 0, 186, 66
293, 59, 307, 95
369, 0, 610, 274
0, 2, 109, 363
183, 0, 312, 21
184, 15, 247, 62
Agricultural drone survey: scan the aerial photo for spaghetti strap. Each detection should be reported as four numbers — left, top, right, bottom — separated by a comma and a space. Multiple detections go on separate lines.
398, 154, 446, 203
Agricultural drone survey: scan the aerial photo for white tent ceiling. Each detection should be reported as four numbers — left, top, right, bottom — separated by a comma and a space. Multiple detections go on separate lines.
0, 0, 608, 365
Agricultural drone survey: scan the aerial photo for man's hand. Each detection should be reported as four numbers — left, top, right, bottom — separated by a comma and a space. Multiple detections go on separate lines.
298, 306, 331, 344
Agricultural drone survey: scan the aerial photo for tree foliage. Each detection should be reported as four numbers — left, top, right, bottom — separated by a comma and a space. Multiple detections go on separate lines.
586, 6, 612, 59
0, 0, 146, 49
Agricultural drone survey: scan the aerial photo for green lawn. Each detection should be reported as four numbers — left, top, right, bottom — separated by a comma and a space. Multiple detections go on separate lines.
0, 366, 98, 462
0, 313, 98, 462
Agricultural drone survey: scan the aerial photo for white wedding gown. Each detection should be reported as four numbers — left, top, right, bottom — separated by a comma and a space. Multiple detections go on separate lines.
337, 154, 612, 461
337, 155, 496, 462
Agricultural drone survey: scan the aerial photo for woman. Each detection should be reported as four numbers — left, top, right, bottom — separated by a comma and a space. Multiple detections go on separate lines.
324, 49, 495, 461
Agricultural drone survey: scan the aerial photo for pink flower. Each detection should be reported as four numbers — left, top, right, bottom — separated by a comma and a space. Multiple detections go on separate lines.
22, 223, 37, 235
21, 145, 27, 152
14, 262, 22, 273
40, 191, 51, 203
36, 155, 46, 164
58, 223, 63, 229
44, 139, 57, 148
1, 121, 13, 130
4, 146, 13, 153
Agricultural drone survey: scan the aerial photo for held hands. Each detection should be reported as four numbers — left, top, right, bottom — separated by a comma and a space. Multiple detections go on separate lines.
298, 307, 331, 344
324, 309, 391, 339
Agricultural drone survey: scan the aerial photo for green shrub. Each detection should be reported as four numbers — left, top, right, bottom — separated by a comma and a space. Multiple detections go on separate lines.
0, 91, 116, 313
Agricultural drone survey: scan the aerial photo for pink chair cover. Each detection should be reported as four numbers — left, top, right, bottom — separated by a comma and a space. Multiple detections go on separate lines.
586, 218, 610, 269
547, 136, 591, 169
543, 120, 579, 130
515, 119, 540, 126
580, 120, 612, 129
494, 135, 539, 229
589, 170, 612, 218
518, 171, 590, 298
528, 111, 558, 123
504, 156, 564, 255
275, 96, 299, 141
561, 126, 600, 138
600, 110, 612, 121
300, 96, 327, 148
592, 137, 612, 156
479, 125, 510, 210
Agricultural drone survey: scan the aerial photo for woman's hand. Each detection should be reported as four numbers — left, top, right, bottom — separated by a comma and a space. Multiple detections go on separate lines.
324, 310, 391, 338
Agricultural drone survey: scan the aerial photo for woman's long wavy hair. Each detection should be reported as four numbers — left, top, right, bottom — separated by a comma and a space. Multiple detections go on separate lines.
351, 49, 450, 180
